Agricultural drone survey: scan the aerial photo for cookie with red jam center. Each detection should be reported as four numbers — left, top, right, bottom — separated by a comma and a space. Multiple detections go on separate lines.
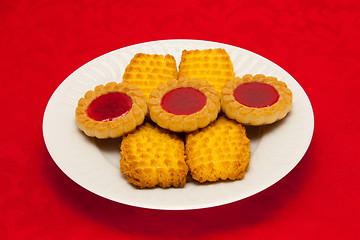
76, 82, 148, 138
161, 87, 207, 115
148, 78, 221, 132
221, 74, 292, 125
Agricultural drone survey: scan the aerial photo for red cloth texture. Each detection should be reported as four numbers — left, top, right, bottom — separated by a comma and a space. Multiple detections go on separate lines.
1, 0, 359, 239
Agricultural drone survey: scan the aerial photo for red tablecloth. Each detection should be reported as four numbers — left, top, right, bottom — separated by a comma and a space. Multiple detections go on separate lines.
1, 0, 359, 239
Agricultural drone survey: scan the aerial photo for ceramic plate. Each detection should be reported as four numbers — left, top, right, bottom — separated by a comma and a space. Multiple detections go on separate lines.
43, 39, 314, 210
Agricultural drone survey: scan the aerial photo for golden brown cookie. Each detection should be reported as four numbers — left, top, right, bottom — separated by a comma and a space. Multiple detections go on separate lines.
122, 53, 178, 98
120, 123, 188, 188
185, 115, 251, 183
75, 82, 147, 139
221, 74, 292, 125
148, 78, 221, 132
178, 48, 235, 93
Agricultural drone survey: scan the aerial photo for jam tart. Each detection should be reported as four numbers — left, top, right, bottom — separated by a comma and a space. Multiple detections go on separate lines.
221, 74, 292, 126
148, 78, 221, 132
75, 82, 148, 138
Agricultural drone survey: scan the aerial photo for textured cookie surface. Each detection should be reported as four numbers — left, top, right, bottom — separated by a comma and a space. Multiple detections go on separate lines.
120, 123, 188, 188
179, 48, 235, 93
122, 53, 178, 98
185, 115, 250, 183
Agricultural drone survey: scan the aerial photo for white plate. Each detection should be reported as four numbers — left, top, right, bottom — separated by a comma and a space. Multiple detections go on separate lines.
43, 39, 314, 210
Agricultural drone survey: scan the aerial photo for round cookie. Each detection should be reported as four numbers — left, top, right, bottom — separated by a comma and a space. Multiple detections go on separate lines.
148, 78, 221, 132
76, 82, 148, 138
221, 74, 292, 125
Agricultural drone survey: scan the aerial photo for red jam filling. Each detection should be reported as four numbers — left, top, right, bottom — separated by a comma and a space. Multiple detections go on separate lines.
161, 87, 207, 115
234, 82, 279, 108
87, 92, 132, 121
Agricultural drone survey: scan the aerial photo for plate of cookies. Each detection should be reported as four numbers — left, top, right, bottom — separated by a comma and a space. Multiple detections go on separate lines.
43, 39, 314, 210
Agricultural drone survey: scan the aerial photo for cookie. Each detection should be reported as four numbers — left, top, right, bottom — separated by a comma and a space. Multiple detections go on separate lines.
148, 78, 221, 132
221, 74, 292, 125
178, 48, 235, 93
120, 123, 188, 188
185, 115, 251, 183
122, 53, 178, 98
75, 82, 147, 138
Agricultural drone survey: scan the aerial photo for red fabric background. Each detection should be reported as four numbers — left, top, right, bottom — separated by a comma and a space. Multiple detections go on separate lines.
1, 0, 359, 239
